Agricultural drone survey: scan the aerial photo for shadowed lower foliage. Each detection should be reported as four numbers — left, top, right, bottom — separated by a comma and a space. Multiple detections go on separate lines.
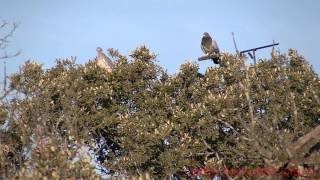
1, 47, 320, 179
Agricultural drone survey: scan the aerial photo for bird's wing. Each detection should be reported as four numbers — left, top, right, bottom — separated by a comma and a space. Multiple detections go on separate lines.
97, 52, 106, 61
201, 36, 213, 54
104, 56, 114, 68
212, 39, 219, 52
99, 53, 114, 68
201, 44, 206, 54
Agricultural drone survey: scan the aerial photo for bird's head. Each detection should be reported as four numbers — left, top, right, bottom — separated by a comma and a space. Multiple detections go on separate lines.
96, 47, 103, 52
203, 32, 210, 37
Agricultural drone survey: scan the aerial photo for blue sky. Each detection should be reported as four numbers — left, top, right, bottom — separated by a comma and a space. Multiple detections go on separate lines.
1, 0, 319, 77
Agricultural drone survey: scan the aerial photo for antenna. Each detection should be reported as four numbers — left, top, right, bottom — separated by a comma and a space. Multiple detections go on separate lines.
232, 32, 240, 56
240, 42, 279, 65
271, 40, 276, 57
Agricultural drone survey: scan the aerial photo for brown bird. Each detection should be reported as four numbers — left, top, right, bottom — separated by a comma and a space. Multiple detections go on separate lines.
96, 47, 114, 72
201, 32, 220, 64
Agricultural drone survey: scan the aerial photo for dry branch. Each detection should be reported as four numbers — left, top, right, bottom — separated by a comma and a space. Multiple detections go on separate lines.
0, 22, 20, 59
0, 51, 21, 60
288, 125, 320, 157
276, 125, 320, 172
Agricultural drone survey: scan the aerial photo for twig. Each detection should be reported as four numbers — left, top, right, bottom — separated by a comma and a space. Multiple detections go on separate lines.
0, 50, 21, 60
0, 21, 8, 29
215, 118, 252, 141
0, 22, 20, 59
202, 139, 214, 152
0, 23, 18, 45
0, 89, 11, 101
239, 81, 256, 129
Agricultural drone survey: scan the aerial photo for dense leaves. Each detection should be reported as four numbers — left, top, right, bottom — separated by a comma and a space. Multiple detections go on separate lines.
1, 47, 319, 179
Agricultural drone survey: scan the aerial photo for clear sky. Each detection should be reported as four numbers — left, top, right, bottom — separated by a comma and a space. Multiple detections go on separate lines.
1, 0, 319, 77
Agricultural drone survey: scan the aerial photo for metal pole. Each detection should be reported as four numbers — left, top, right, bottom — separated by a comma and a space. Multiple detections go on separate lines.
240, 43, 279, 55
253, 50, 256, 66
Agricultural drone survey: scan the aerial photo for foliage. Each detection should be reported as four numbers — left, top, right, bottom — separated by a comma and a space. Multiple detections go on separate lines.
1, 47, 320, 179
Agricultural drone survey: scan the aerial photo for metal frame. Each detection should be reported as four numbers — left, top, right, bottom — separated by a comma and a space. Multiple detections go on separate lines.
240, 43, 279, 65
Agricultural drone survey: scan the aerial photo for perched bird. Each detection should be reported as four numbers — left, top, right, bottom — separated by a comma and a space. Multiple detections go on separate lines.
96, 47, 114, 72
201, 32, 220, 64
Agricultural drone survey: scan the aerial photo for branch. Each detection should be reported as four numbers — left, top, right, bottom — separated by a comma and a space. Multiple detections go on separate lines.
0, 50, 21, 60
0, 21, 8, 29
0, 23, 18, 46
239, 80, 256, 129
215, 118, 252, 141
202, 139, 214, 152
288, 125, 320, 157
288, 152, 320, 166
0, 22, 20, 59
275, 125, 320, 173
0, 89, 12, 101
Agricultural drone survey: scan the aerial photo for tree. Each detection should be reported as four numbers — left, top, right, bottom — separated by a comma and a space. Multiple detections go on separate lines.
1, 45, 319, 179
0, 20, 22, 178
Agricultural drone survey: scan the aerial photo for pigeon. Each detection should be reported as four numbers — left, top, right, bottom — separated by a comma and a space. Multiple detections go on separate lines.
201, 32, 220, 64
96, 47, 114, 72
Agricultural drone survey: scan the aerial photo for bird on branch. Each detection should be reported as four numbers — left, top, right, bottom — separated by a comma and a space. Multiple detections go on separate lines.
200, 32, 220, 64
96, 47, 114, 72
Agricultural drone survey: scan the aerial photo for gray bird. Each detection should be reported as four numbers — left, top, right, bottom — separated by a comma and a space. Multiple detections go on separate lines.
96, 47, 114, 72
201, 32, 220, 64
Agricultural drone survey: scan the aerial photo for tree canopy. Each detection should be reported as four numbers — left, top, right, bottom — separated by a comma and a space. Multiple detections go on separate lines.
1, 46, 319, 179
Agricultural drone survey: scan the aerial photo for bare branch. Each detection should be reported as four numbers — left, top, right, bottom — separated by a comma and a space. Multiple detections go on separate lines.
202, 139, 214, 152
288, 125, 320, 157
0, 89, 12, 101
0, 23, 17, 44
273, 125, 320, 173
215, 118, 252, 141
0, 22, 20, 60
0, 20, 8, 29
0, 50, 21, 60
